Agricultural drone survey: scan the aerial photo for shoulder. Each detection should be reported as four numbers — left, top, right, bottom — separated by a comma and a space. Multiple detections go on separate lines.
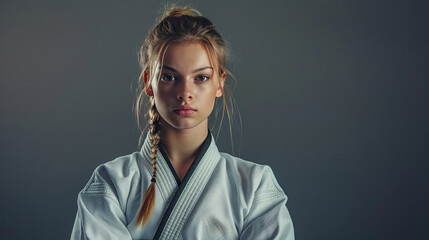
80, 151, 144, 200
220, 152, 267, 177
219, 152, 287, 201
89, 151, 142, 184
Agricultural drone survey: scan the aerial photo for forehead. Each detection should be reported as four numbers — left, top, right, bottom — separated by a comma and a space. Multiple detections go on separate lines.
162, 41, 213, 71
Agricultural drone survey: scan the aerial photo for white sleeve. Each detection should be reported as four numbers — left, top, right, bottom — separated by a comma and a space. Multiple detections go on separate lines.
71, 168, 133, 240
240, 167, 295, 240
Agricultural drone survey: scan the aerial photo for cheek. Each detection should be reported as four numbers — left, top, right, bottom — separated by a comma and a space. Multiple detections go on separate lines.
198, 84, 215, 97
154, 85, 171, 100
153, 86, 173, 113
198, 86, 218, 109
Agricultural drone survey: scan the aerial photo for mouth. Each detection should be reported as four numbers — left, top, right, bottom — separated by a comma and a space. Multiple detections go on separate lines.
173, 106, 197, 116
174, 105, 196, 110
173, 109, 196, 116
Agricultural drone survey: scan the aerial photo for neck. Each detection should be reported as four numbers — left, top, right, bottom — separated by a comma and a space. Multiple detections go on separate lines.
158, 118, 208, 167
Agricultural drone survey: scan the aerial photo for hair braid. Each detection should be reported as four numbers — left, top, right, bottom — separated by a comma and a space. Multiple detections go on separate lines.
136, 98, 160, 227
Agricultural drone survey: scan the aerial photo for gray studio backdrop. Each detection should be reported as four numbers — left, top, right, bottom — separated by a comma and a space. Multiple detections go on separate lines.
1, 0, 427, 239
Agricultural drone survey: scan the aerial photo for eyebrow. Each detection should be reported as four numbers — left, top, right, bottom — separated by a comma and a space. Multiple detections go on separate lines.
162, 65, 213, 73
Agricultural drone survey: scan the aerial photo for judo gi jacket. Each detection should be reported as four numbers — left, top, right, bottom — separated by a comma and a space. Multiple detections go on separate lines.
71, 132, 295, 239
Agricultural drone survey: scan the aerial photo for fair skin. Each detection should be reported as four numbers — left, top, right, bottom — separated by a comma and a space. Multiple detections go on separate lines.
144, 41, 225, 181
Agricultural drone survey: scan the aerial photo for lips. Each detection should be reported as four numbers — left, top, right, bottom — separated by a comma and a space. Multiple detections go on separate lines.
174, 105, 196, 111
173, 105, 196, 116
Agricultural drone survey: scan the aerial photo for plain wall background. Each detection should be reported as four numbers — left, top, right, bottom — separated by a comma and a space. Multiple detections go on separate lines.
1, 0, 428, 239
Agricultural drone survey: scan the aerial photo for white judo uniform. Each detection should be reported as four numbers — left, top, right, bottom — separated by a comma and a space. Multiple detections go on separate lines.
71, 131, 295, 240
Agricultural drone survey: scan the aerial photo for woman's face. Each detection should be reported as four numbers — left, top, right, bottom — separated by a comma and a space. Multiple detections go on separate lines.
147, 41, 224, 130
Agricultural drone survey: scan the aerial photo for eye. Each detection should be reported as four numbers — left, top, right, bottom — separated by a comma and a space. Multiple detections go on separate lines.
196, 75, 210, 82
160, 74, 176, 82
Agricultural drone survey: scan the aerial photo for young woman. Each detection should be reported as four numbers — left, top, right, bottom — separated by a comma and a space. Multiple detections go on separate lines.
71, 7, 294, 240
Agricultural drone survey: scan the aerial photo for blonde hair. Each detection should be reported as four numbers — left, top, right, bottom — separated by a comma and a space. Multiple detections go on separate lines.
134, 6, 236, 227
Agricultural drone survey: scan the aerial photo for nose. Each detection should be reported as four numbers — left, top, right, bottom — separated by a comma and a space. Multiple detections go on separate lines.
176, 79, 194, 102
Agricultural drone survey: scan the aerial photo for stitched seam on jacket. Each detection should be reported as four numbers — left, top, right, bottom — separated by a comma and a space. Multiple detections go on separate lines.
82, 182, 120, 205
254, 189, 284, 204
265, 167, 283, 193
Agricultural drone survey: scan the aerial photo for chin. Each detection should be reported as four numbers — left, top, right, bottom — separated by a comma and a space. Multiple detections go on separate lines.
164, 118, 200, 130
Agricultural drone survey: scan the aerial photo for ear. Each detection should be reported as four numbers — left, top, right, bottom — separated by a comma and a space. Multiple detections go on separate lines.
143, 71, 154, 97
216, 73, 226, 98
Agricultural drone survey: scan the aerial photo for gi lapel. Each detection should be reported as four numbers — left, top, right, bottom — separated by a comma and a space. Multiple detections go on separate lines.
153, 133, 221, 240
